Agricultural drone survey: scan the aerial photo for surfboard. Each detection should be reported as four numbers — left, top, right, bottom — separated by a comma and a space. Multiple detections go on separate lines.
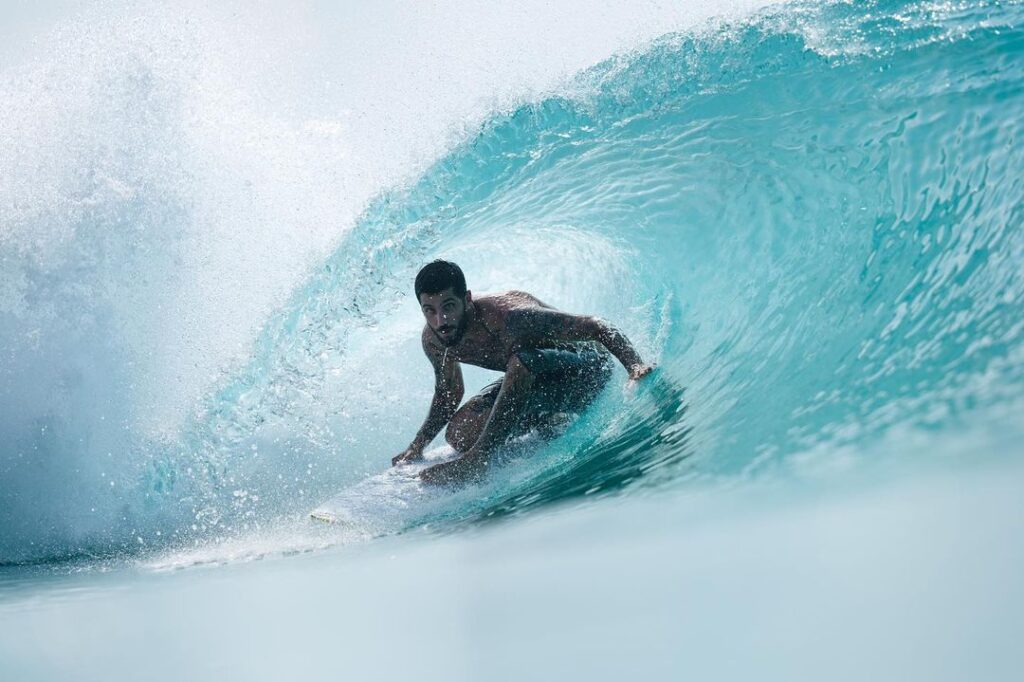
308, 445, 460, 527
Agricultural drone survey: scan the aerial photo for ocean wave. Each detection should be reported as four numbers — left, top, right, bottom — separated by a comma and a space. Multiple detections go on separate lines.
2, 0, 1023, 565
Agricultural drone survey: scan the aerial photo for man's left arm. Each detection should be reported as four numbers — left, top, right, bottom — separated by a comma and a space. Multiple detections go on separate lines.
508, 308, 654, 380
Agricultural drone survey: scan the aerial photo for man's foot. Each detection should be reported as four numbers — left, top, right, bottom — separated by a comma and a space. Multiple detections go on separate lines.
419, 453, 486, 485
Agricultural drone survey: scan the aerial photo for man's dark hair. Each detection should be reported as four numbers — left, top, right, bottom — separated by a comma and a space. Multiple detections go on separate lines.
415, 260, 467, 299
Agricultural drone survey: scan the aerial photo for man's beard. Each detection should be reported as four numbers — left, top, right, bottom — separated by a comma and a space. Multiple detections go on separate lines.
433, 315, 468, 347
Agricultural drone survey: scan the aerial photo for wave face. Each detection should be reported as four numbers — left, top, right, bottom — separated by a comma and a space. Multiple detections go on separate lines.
2, 0, 1023, 564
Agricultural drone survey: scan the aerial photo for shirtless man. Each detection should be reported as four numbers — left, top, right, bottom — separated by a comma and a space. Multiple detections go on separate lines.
392, 260, 655, 484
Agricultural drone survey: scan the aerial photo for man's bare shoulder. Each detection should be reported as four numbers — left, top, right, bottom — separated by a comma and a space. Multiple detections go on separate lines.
420, 326, 444, 358
475, 291, 553, 323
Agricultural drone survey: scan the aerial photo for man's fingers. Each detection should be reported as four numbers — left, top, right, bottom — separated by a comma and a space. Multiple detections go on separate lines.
393, 448, 424, 466
629, 364, 656, 380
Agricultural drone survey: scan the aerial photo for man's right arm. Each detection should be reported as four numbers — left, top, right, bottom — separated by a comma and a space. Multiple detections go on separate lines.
392, 336, 464, 466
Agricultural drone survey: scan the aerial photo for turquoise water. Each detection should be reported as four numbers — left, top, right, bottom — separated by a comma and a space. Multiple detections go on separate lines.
2, 0, 1024, 677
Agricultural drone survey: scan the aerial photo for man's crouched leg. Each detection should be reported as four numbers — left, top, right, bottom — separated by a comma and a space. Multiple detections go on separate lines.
445, 389, 496, 453
444, 355, 539, 454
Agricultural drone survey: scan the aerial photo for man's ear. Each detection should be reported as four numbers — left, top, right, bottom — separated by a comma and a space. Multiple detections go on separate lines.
464, 290, 473, 306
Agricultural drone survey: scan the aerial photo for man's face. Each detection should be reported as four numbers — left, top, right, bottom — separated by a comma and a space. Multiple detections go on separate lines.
419, 288, 470, 346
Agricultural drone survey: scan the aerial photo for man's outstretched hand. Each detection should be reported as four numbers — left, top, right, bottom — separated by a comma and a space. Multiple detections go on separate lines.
628, 363, 656, 381
392, 444, 424, 467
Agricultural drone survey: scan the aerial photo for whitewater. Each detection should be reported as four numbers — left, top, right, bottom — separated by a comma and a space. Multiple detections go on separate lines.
2, 0, 1023, 679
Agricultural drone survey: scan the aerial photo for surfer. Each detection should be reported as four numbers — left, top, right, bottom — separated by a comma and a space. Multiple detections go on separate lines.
393, 260, 654, 484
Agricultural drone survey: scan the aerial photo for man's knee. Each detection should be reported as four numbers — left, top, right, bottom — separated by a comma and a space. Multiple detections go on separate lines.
446, 405, 479, 452
506, 354, 536, 385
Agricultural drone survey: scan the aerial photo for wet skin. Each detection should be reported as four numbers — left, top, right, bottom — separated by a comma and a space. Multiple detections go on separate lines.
392, 288, 654, 484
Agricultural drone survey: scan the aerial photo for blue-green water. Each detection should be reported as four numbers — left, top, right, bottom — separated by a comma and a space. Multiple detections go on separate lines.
2, 0, 1023, 678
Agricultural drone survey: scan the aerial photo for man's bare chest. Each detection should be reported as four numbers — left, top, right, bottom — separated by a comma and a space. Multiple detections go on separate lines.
450, 324, 509, 371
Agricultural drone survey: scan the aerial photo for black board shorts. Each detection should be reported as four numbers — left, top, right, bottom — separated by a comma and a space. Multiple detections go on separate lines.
473, 345, 613, 419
